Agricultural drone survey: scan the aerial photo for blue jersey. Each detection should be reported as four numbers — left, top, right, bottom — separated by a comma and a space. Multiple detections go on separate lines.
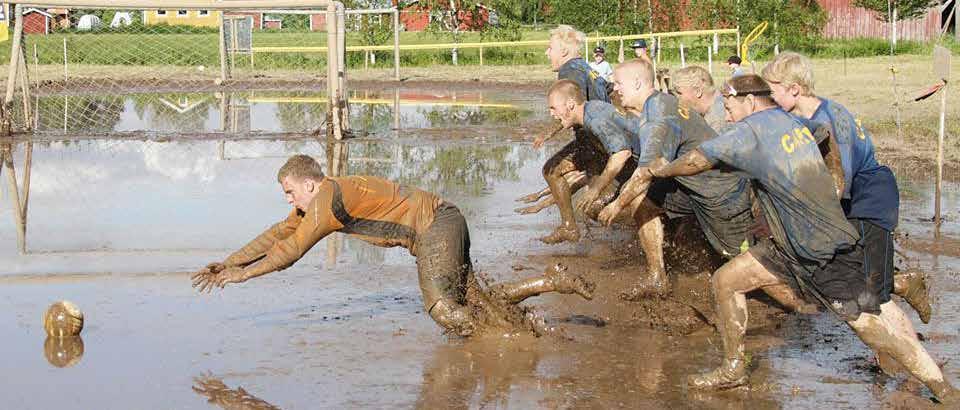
699, 108, 859, 268
811, 98, 899, 230
558, 58, 610, 103
631, 92, 754, 256
582, 101, 634, 155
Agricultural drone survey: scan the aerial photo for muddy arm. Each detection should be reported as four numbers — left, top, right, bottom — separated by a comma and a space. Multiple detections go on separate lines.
576, 150, 632, 212
651, 149, 714, 178
222, 211, 301, 268
816, 127, 845, 199
532, 123, 566, 149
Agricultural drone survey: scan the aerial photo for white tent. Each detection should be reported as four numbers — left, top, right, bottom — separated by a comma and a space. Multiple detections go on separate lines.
110, 12, 133, 28
76, 14, 101, 31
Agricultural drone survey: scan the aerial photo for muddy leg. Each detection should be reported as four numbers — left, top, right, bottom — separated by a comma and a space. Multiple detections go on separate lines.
540, 146, 583, 244
489, 263, 595, 304
620, 198, 669, 300
689, 252, 782, 390
893, 268, 931, 324
760, 283, 819, 314
847, 302, 958, 404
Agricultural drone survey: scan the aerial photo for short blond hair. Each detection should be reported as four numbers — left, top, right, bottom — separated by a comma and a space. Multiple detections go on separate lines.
672, 65, 714, 91
549, 25, 586, 57
615, 58, 655, 86
278, 154, 325, 183
548, 79, 586, 105
761, 51, 815, 96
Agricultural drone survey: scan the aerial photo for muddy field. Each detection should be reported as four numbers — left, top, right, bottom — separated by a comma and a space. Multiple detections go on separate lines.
1, 83, 958, 409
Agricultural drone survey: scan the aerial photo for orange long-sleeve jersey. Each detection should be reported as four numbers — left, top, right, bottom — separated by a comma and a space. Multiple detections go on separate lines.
224, 176, 444, 277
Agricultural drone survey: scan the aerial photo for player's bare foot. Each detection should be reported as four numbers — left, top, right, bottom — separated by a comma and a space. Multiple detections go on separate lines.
545, 263, 596, 300
540, 225, 580, 244
895, 268, 931, 324
688, 358, 749, 390
619, 271, 670, 300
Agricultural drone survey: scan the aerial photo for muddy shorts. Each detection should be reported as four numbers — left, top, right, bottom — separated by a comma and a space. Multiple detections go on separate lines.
415, 203, 472, 310
646, 179, 693, 219
749, 237, 885, 321
544, 132, 607, 177
850, 217, 894, 307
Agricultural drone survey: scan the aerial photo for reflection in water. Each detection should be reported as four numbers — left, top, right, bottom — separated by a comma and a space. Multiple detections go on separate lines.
1, 137, 538, 272
43, 336, 84, 368
1, 142, 31, 254
416, 339, 547, 410
29, 89, 536, 135
192, 375, 280, 410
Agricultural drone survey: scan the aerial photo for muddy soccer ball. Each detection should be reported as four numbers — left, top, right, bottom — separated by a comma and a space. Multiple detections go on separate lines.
43, 301, 84, 337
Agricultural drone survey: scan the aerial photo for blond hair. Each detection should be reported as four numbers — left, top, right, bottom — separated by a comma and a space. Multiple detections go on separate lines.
761, 51, 815, 96
615, 58, 655, 87
672, 65, 714, 91
549, 25, 586, 57
548, 79, 586, 105
278, 154, 325, 183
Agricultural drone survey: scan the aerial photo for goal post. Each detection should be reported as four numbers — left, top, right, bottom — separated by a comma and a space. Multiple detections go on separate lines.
2, 0, 349, 139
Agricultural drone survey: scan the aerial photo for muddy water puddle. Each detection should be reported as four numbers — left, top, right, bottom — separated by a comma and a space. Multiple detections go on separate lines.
1, 90, 959, 408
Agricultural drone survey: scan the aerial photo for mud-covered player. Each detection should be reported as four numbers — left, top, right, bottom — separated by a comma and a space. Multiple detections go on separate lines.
191, 155, 595, 337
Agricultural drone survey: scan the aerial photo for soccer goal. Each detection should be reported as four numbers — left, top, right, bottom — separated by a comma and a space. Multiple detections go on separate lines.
2, 0, 350, 139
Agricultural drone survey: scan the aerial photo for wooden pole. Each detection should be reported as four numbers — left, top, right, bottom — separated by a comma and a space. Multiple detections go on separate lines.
392, 8, 400, 81
326, 4, 342, 140
708, 45, 712, 74
218, 13, 228, 82
63, 37, 68, 81
679, 42, 685, 67
5, 5, 24, 104
17, 47, 32, 130
935, 80, 946, 228
479, 46, 483, 66
337, 5, 348, 132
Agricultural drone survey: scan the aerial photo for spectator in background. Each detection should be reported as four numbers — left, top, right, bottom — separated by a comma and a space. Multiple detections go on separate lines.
727, 55, 745, 77
589, 46, 614, 81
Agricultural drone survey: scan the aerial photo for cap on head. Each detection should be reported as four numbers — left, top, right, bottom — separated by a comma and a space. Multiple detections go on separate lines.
727, 55, 742, 65
721, 74, 771, 98
594, 46, 605, 54
278, 154, 325, 183
631, 39, 647, 49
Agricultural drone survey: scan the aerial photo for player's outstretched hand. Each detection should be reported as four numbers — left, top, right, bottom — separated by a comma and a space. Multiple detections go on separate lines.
192, 267, 247, 293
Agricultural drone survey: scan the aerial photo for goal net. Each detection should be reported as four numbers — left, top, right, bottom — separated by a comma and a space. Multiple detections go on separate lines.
2, 1, 349, 137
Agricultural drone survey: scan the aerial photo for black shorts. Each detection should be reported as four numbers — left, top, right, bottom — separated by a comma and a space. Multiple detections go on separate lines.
414, 203, 471, 309
850, 218, 895, 308
647, 179, 693, 219
749, 234, 890, 321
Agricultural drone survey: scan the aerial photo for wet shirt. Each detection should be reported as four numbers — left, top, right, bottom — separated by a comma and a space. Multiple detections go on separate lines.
811, 98, 899, 230
581, 100, 634, 155
698, 108, 859, 268
557, 58, 611, 103
632, 92, 754, 255
237, 176, 443, 275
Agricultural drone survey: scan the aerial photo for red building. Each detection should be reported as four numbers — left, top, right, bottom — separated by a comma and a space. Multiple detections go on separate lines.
816, 0, 941, 41
23, 8, 53, 35
398, 2, 491, 32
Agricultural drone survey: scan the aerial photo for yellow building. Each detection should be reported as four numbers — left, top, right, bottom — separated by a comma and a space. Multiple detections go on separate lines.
142, 9, 222, 27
